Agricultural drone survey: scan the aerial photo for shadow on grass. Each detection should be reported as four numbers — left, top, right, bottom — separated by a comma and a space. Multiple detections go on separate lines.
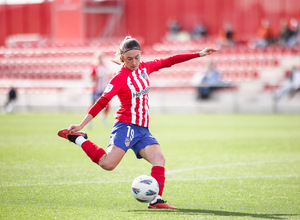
129, 208, 298, 219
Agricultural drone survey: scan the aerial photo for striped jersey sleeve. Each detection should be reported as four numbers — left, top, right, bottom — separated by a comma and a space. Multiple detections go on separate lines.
89, 52, 201, 127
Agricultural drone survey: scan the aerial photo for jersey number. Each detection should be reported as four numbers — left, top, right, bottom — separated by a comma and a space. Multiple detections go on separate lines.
127, 126, 134, 141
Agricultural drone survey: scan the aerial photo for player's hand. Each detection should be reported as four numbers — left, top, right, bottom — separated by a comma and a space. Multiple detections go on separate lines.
199, 48, 218, 57
68, 124, 82, 133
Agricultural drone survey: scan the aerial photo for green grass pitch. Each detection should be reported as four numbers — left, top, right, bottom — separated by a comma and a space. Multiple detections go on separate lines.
0, 113, 299, 219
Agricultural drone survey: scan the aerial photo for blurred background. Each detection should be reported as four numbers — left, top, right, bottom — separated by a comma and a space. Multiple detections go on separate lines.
0, 0, 299, 114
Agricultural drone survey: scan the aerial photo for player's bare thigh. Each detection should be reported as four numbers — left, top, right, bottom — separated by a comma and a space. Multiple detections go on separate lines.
138, 144, 165, 167
98, 144, 126, 171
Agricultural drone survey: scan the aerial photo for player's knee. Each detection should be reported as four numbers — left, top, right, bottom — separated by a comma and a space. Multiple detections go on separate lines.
99, 161, 116, 171
159, 154, 166, 166
154, 152, 165, 166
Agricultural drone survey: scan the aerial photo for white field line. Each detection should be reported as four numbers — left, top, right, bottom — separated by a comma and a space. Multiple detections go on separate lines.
166, 174, 299, 182
1, 160, 299, 188
165, 159, 300, 175
0, 180, 130, 188
1, 175, 299, 188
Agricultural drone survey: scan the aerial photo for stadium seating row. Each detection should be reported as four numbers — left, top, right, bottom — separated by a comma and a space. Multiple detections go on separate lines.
0, 45, 115, 58
0, 41, 296, 89
0, 70, 83, 80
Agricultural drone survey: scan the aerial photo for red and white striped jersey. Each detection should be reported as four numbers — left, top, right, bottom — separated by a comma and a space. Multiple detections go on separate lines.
88, 53, 200, 127
102, 60, 161, 127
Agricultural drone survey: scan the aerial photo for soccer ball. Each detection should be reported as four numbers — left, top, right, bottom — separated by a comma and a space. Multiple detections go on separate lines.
131, 175, 159, 203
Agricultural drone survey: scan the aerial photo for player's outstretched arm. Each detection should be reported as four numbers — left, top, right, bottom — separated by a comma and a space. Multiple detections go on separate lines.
199, 48, 218, 57
159, 48, 219, 68
68, 114, 94, 132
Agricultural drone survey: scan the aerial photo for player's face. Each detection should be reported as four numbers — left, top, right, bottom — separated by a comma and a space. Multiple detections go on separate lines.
123, 50, 141, 71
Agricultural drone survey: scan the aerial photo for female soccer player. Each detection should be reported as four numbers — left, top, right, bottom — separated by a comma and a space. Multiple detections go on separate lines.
58, 36, 217, 209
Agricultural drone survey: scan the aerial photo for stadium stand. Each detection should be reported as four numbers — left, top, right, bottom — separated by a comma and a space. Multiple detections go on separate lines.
0, 38, 299, 113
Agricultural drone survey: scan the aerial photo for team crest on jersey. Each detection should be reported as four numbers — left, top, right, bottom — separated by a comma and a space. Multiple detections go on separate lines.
141, 71, 148, 80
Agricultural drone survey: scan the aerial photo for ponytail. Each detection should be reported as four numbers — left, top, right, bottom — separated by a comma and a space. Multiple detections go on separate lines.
112, 36, 141, 65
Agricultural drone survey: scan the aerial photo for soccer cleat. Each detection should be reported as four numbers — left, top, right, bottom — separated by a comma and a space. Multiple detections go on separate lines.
57, 129, 88, 143
147, 199, 177, 209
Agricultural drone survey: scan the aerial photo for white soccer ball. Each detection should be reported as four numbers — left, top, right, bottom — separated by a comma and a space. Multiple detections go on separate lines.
131, 175, 159, 203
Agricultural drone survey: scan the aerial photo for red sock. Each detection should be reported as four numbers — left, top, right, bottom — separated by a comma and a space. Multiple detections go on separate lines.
81, 140, 106, 164
151, 166, 165, 196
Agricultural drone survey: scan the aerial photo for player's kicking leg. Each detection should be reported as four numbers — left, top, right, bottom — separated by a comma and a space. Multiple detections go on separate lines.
57, 129, 107, 168
58, 129, 88, 143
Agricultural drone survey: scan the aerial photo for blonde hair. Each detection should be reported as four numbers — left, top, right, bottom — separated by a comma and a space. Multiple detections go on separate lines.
112, 36, 141, 65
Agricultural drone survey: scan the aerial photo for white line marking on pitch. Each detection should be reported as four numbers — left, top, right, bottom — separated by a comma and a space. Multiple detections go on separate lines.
0, 180, 130, 188
165, 159, 299, 175
167, 175, 299, 182
1, 175, 298, 188
1, 160, 299, 188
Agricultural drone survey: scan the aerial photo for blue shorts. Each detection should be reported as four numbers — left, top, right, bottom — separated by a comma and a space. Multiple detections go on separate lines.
108, 122, 159, 159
